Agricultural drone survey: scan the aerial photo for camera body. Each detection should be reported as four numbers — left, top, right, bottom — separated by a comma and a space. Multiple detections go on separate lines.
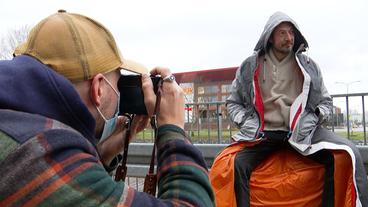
118, 75, 161, 115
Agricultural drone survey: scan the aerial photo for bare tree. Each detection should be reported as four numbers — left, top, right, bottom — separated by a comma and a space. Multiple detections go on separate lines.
0, 25, 31, 60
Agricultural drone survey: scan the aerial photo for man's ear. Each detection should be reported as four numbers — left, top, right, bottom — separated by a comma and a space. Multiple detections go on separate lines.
90, 74, 105, 107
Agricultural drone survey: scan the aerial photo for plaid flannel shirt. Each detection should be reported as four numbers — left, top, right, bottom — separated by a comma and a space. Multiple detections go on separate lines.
0, 109, 214, 207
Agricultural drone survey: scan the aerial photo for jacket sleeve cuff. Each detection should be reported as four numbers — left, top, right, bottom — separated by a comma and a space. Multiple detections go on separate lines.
157, 124, 187, 146
315, 106, 327, 124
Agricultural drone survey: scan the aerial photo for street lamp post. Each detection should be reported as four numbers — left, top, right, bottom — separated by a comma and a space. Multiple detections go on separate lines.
335, 81, 360, 139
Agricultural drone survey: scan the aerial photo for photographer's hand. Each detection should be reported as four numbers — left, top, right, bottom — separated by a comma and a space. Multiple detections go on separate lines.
143, 67, 185, 129
131, 115, 150, 135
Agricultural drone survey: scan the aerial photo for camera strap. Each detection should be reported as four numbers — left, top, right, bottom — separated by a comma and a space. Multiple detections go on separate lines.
114, 114, 133, 182
114, 79, 162, 196
143, 79, 162, 196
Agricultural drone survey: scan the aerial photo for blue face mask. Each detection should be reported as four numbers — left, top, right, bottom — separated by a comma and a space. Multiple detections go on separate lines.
96, 76, 120, 142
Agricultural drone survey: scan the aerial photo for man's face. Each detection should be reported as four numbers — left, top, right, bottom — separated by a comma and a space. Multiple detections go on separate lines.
269, 22, 295, 54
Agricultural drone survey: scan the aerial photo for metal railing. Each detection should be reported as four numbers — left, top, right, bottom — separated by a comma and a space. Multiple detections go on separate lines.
330, 93, 367, 145
136, 93, 368, 145
184, 101, 228, 144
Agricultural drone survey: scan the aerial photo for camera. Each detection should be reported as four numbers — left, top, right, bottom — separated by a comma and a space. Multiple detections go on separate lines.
118, 75, 161, 115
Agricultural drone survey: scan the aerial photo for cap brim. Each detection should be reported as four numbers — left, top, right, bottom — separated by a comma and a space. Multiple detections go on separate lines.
13, 43, 27, 56
120, 59, 148, 74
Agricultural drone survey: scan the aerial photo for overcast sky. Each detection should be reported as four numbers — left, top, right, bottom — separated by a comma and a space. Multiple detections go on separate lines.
1, 0, 367, 107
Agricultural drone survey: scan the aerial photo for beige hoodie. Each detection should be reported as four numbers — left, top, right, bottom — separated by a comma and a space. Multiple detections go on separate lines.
259, 50, 303, 131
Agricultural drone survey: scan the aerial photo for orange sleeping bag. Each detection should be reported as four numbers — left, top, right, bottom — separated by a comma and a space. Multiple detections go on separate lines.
209, 142, 356, 207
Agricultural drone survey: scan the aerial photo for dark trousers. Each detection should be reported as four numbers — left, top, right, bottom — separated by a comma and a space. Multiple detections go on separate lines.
234, 131, 334, 207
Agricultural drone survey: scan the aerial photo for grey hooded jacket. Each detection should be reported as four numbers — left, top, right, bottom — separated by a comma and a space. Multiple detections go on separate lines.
226, 11, 332, 152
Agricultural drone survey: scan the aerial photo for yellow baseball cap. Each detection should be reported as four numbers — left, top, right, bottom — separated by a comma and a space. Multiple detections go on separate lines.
14, 10, 147, 82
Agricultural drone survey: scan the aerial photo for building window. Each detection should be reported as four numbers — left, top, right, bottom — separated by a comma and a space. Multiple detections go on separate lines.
198, 85, 219, 94
221, 84, 232, 93
198, 86, 205, 95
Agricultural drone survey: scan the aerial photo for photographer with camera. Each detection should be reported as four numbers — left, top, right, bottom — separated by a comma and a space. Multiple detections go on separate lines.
0, 10, 214, 207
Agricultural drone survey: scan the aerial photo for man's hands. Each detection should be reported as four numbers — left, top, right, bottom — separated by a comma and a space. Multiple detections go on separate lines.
98, 67, 184, 167
142, 67, 185, 129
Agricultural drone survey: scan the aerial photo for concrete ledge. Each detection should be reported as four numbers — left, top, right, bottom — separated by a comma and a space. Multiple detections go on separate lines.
126, 164, 151, 177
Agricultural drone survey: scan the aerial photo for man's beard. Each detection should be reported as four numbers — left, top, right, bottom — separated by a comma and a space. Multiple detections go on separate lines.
276, 43, 293, 54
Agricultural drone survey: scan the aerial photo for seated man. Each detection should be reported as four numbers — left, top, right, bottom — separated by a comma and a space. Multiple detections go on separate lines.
212, 11, 367, 207
0, 10, 214, 207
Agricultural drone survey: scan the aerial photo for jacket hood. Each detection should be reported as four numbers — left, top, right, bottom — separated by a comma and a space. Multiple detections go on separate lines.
0, 55, 97, 145
254, 11, 309, 53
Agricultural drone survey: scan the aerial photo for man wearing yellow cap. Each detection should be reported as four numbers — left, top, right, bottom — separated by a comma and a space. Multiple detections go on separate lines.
0, 10, 214, 207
